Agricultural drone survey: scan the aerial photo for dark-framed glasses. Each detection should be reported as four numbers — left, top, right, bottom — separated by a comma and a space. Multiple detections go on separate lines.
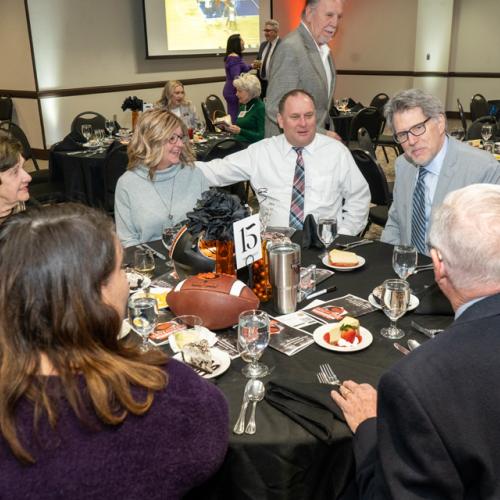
167, 133, 187, 144
393, 117, 432, 144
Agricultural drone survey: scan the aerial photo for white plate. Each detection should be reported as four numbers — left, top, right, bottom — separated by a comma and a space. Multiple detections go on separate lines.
321, 254, 366, 271
126, 271, 151, 292
174, 348, 230, 379
368, 293, 420, 312
192, 138, 208, 144
119, 319, 131, 339
313, 323, 373, 352
168, 326, 217, 353
82, 141, 100, 149
130, 286, 170, 309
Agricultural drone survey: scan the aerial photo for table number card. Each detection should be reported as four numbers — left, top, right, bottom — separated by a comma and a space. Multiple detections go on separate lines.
233, 214, 262, 270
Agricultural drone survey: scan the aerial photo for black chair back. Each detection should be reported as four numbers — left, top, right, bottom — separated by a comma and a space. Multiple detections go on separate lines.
470, 94, 490, 122
202, 138, 248, 161
456, 98, 468, 134
348, 107, 383, 145
103, 142, 128, 214
70, 111, 106, 139
357, 127, 376, 159
201, 102, 216, 133
465, 116, 497, 141
369, 93, 389, 112
205, 95, 226, 122
0, 95, 13, 122
351, 149, 391, 206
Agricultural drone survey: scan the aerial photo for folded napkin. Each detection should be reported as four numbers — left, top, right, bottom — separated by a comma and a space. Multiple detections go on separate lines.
265, 378, 345, 444
299, 214, 324, 250
53, 132, 85, 152
414, 283, 454, 316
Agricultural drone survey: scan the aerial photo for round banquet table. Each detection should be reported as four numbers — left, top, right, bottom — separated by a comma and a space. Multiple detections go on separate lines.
125, 237, 452, 500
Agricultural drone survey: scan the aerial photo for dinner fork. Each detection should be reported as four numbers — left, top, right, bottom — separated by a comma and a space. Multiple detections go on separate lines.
318, 364, 341, 386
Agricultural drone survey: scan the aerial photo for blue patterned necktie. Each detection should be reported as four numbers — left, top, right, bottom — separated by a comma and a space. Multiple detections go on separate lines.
411, 167, 429, 254
289, 147, 305, 230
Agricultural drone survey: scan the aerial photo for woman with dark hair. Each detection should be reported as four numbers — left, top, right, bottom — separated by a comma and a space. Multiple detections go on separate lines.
223, 33, 253, 123
0, 203, 228, 498
0, 132, 31, 223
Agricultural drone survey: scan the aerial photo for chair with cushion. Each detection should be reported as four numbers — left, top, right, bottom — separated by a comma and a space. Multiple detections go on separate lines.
346, 107, 383, 149
351, 148, 392, 230
103, 142, 128, 215
70, 111, 106, 140
470, 94, 490, 122
456, 98, 468, 136
205, 95, 226, 123
465, 116, 497, 141
0, 95, 13, 122
369, 93, 389, 112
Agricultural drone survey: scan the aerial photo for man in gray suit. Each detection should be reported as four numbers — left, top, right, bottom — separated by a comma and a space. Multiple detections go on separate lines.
265, 0, 345, 139
381, 88, 500, 254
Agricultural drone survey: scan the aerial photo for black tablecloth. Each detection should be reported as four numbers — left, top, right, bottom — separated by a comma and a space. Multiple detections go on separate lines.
332, 112, 356, 142
125, 237, 451, 500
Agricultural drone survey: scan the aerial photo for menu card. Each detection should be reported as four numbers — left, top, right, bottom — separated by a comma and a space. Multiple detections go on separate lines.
214, 331, 240, 359
304, 294, 377, 323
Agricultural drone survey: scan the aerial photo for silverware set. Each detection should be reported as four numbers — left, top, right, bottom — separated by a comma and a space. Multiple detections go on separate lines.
411, 320, 444, 338
316, 363, 341, 386
233, 379, 265, 435
336, 239, 374, 251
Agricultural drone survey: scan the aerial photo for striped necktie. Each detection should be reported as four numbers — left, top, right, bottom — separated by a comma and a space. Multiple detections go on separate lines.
289, 147, 305, 230
411, 167, 429, 254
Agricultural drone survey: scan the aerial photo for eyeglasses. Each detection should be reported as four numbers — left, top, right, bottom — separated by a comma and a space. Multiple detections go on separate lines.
393, 117, 432, 144
263, 29, 275, 33
167, 133, 187, 144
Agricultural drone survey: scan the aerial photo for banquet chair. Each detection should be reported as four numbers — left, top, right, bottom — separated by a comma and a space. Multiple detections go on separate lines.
103, 142, 128, 215
70, 111, 106, 140
205, 95, 226, 122
369, 92, 389, 112
351, 148, 392, 230
456, 98, 468, 136
201, 102, 216, 133
465, 116, 497, 141
357, 127, 377, 159
0, 95, 13, 122
470, 94, 490, 122
346, 107, 382, 148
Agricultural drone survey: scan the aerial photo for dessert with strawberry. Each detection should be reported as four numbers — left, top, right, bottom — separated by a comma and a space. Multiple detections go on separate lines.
324, 316, 362, 346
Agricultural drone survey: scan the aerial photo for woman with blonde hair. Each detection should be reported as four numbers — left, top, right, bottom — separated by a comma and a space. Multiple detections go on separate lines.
224, 73, 264, 144
158, 80, 199, 129
114, 109, 210, 247
0, 203, 228, 498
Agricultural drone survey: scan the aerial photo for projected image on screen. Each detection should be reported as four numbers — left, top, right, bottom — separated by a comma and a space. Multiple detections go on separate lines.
165, 0, 261, 52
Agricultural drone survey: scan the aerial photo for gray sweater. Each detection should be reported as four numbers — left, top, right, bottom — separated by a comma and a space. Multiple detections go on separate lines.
114, 164, 209, 248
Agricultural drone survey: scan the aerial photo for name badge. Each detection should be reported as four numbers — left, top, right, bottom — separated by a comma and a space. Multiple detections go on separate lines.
238, 110, 247, 118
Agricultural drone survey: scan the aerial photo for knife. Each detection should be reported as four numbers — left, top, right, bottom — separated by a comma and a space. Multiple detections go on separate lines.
338, 240, 374, 250
140, 243, 167, 261
393, 342, 410, 355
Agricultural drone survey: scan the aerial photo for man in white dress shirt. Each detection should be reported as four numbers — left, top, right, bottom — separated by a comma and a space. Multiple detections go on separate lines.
197, 89, 370, 235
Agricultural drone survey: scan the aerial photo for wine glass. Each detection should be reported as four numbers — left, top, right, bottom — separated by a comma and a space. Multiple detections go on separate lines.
105, 119, 115, 138
162, 226, 181, 269
380, 279, 410, 339
128, 295, 158, 352
341, 97, 349, 112
481, 124, 493, 144
81, 124, 92, 143
194, 120, 206, 138
392, 245, 417, 280
134, 248, 155, 277
317, 217, 337, 258
449, 127, 465, 141
95, 129, 105, 145
238, 309, 270, 378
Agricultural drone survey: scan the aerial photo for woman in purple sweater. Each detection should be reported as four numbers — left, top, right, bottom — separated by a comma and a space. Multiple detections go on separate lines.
0, 204, 229, 499
223, 33, 253, 123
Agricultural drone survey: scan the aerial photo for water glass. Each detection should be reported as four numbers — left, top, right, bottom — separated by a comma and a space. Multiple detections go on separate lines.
81, 124, 92, 142
162, 226, 181, 268
481, 124, 493, 143
194, 120, 206, 137
317, 217, 337, 258
128, 295, 158, 352
238, 310, 270, 378
392, 245, 417, 280
105, 119, 115, 137
134, 248, 155, 277
449, 127, 465, 141
380, 279, 410, 339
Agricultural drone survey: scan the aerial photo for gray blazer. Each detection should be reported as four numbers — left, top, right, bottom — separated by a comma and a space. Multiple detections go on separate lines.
264, 23, 336, 137
381, 137, 500, 246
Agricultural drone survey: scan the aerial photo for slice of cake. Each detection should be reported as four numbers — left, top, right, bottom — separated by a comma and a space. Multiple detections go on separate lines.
181, 340, 215, 373
326, 316, 360, 345
329, 249, 359, 267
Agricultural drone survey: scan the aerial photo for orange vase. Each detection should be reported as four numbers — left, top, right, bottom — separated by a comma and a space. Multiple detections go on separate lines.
215, 240, 236, 276
131, 110, 140, 130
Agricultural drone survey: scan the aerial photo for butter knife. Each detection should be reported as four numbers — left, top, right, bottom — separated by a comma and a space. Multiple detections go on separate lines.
393, 342, 410, 355
140, 243, 167, 261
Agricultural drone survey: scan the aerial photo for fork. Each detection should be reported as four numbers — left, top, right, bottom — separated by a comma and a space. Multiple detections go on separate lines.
318, 363, 341, 386
411, 320, 444, 338
336, 240, 373, 250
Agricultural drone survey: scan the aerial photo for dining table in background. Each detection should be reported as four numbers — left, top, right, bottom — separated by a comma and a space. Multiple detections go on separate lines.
124, 236, 452, 500
331, 110, 357, 143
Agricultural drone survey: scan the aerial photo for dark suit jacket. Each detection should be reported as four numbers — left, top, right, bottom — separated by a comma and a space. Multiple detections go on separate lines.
257, 38, 281, 77
353, 293, 500, 499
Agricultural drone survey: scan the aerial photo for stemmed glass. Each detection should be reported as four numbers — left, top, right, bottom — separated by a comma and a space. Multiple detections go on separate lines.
449, 127, 465, 141
380, 279, 410, 339
162, 226, 181, 269
128, 295, 158, 352
81, 124, 92, 143
317, 217, 337, 258
238, 309, 270, 378
105, 119, 115, 138
392, 245, 417, 281
341, 97, 349, 113
194, 120, 206, 138
134, 248, 155, 277
481, 124, 493, 144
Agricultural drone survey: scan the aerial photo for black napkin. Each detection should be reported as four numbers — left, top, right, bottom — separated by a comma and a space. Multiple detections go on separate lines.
414, 283, 454, 316
298, 214, 324, 250
53, 132, 85, 152
265, 378, 345, 444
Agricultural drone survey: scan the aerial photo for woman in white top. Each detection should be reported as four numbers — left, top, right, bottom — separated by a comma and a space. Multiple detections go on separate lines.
157, 80, 199, 130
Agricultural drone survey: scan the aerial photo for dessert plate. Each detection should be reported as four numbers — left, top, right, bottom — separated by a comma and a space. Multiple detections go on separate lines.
126, 271, 151, 292
174, 348, 230, 379
321, 255, 365, 271
313, 323, 373, 352
119, 319, 131, 340
368, 293, 420, 312
168, 326, 217, 353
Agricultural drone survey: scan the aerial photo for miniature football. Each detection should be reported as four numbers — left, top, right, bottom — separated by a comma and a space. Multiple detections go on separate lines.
168, 273, 260, 330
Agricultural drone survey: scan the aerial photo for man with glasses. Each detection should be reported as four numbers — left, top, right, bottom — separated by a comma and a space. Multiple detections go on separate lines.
381, 88, 500, 254
255, 20, 280, 98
